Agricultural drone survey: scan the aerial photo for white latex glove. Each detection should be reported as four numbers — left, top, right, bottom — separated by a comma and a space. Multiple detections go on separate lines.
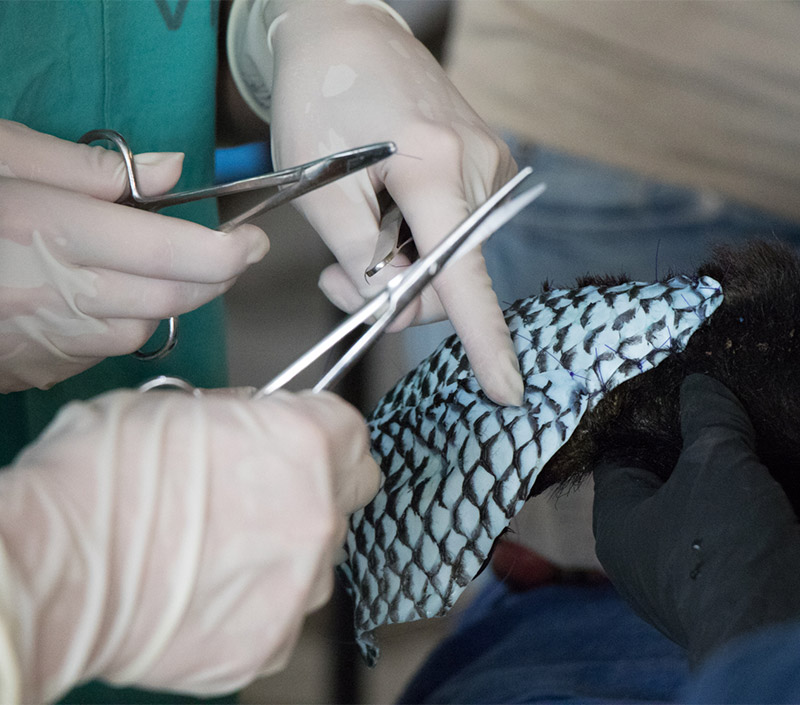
227, 0, 523, 406
0, 387, 380, 703
0, 120, 270, 392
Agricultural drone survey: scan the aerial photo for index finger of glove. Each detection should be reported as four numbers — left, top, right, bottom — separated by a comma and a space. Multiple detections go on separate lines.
6, 179, 269, 283
680, 374, 757, 451
677, 374, 787, 515
303, 392, 382, 516
592, 461, 665, 540
0, 120, 183, 200
591, 462, 667, 606
383, 165, 523, 406
590, 461, 685, 643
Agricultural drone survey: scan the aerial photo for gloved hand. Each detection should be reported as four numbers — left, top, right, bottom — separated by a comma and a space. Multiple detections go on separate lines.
227, 0, 523, 406
592, 374, 800, 667
0, 120, 269, 392
0, 388, 380, 703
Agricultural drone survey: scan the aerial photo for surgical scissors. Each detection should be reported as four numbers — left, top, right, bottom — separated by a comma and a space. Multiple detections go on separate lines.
78, 129, 396, 359
139, 167, 546, 398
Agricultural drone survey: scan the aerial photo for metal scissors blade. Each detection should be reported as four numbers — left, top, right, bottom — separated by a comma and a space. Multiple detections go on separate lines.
78, 129, 395, 359
254, 167, 546, 398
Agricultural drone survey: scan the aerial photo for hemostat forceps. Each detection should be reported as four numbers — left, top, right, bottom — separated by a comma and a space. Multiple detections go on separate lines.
140, 167, 546, 397
78, 129, 396, 360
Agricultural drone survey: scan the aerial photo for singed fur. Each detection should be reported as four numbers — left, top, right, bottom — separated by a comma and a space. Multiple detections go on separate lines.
533, 240, 800, 515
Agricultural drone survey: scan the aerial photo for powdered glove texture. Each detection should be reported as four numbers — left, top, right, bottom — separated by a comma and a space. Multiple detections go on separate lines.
0, 120, 269, 392
233, 0, 522, 405
593, 374, 800, 669
342, 274, 723, 664
0, 388, 380, 703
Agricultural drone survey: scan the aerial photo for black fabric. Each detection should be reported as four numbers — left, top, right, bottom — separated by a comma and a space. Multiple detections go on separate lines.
592, 374, 800, 668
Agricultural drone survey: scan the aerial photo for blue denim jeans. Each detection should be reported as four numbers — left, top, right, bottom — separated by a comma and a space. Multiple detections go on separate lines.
485, 136, 800, 307
399, 577, 800, 704
398, 579, 689, 704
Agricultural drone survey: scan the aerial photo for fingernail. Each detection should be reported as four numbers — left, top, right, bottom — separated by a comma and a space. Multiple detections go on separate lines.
133, 152, 185, 168
318, 273, 364, 313
246, 230, 270, 264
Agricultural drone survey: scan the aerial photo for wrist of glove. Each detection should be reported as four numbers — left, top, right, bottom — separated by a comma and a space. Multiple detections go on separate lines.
592, 374, 800, 667
226, 0, 411, 122
0, 388, 379, 702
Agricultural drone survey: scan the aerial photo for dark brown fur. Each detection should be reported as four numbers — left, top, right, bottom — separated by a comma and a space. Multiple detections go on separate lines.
533, 240, 800, 515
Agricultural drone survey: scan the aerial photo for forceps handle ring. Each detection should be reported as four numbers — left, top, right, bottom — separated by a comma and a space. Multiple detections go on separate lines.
78, 129, 148, 206
78, 129, 178, 360
132, 316, 178, 361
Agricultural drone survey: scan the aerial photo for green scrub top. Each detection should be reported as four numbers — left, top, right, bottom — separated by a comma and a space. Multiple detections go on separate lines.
0, 0, 230, 467
1, 1, 234, 702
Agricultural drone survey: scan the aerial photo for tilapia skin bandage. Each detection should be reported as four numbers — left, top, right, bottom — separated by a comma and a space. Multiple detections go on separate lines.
340, 274, 723, 664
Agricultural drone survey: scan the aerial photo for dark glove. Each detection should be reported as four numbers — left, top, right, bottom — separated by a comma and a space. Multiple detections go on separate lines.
592, 373, 800, 667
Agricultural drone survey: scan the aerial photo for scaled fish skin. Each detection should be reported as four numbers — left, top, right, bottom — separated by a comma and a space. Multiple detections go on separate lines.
340, 273, 723, 665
